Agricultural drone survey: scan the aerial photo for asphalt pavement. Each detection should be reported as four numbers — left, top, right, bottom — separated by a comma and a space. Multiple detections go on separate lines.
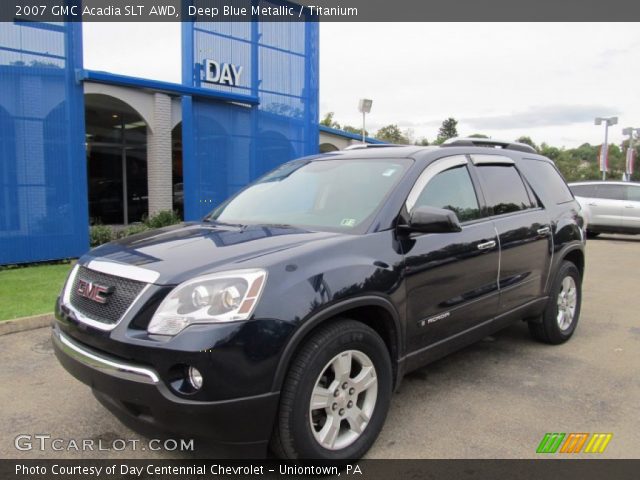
1, 235, 638, 459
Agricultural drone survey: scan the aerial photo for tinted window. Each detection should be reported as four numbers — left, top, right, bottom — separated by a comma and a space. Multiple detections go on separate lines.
595, 184, 625, 201
626, 185, 640, 202
414, 166, 482, 222
476, 165, 533, 215
518, 159, 573, 204
570, 184, 597, 197
210, 158, 412, 232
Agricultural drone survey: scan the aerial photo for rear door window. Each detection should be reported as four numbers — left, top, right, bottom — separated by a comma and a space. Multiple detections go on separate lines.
475, 165, 534, 216
595, 184, 625, 201
518, 160, 573, 204
569, 184, 596, 197
625, 185, 640, 202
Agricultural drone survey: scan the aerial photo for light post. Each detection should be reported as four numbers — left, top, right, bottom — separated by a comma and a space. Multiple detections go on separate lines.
358, 99, 372, 144
594, 116, 618, 180
622, 127, 640, 181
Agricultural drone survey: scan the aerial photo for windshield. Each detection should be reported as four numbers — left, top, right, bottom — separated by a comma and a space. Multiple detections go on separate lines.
207, 158, 412, 233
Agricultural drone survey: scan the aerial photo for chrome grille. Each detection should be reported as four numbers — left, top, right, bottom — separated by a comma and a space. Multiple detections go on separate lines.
69, 266, 146, 325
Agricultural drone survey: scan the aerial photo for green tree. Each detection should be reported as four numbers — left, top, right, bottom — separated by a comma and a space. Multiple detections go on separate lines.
320, 112, 340, 129
375, 124, 410, 144
539, 142, 561, 160
342, 124, 368, 136
414, 137, 430, 146
515, 136, 539, 152
435, 118, 458, 144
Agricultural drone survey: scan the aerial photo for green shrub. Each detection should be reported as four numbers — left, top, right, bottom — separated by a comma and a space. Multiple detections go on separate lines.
90, 224, 113, 247
123, 224, 149, 237
88, 211, 181, 248
143, 210, 182, 229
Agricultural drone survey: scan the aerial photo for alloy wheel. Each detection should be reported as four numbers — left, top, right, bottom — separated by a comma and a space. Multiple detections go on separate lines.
556, 276, 578, 331
308, 350, 378, 450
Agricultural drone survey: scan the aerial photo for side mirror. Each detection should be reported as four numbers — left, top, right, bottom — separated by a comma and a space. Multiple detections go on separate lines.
406, 206, 462, 234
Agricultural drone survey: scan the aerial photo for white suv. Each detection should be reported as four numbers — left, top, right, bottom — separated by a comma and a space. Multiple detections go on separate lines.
569, 181, 640, 237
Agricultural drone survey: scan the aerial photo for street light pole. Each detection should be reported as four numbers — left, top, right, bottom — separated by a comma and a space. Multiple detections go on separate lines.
595, 116, 618, 181
358, 99, 373, 145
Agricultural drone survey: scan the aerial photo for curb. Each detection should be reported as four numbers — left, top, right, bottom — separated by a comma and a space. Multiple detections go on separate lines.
0, 313, 53, 336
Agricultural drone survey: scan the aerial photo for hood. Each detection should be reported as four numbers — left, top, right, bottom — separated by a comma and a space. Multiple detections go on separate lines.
83, 223, 342, 284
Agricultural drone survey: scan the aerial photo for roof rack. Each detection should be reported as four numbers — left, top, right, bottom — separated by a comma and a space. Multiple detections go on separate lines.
343, 143, 405, 150
441, 137, 537, 154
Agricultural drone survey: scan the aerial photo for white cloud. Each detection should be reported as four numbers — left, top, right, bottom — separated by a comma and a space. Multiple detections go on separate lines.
83, 23, 181, 82
320, 23, 640, 147
82, 22, 640, 148
462, 105, 621, 130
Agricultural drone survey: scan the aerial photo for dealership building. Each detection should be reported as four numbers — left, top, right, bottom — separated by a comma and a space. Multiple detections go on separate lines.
0, 19, 381, 265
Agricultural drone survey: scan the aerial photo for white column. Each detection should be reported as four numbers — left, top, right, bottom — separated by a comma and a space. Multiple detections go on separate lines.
147, 92, 173, 215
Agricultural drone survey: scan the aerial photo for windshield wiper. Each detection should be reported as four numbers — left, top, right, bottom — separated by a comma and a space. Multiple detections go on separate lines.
255, 223, 297, 229
203, 219, 247, 229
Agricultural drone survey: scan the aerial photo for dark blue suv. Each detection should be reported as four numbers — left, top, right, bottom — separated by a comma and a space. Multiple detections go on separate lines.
53, 138, 586, 460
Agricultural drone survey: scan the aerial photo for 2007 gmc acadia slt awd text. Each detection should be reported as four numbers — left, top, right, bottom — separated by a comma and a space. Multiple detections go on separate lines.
53, 139, 586, 460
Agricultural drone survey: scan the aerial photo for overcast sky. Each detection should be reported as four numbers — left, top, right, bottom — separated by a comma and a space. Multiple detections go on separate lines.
83, 22, 640, 148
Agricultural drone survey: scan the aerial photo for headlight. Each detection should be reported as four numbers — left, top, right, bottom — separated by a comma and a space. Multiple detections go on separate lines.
147, 269, 267, 336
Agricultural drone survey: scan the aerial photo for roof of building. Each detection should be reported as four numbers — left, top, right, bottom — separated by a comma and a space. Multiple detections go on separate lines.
318, 124, 386, 144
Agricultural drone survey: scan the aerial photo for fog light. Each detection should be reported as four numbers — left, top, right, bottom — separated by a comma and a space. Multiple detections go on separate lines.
187, 366, 203, 390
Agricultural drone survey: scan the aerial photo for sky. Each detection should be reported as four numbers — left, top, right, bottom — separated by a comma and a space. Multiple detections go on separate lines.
83, 22, 640, 148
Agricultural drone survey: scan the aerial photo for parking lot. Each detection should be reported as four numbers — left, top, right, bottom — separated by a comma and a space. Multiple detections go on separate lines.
1, 235, 639, 459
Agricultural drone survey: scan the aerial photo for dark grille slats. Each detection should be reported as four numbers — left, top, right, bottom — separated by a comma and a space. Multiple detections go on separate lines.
70, 266, 146, 325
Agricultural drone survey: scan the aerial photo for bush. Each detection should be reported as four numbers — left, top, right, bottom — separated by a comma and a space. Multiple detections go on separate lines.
90, 224, 113, 247
123, 224, 149, 237
88, 211, 181, 248
143, 210, 182, 229
0, 259, 73, 271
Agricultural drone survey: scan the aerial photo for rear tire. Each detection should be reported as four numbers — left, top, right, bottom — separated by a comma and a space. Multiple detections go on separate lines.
528, 261, 582, 344
270, 319, 392, 460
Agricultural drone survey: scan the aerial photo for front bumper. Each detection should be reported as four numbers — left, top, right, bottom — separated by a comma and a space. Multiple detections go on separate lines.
51, 326, 279, 450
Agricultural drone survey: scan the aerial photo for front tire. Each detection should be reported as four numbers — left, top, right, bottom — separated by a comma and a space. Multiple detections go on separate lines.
528, 261, 582, 344
270, 319, 392, 459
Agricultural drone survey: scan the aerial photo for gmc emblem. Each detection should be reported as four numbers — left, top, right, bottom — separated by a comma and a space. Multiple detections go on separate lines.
77, 279, 113, 304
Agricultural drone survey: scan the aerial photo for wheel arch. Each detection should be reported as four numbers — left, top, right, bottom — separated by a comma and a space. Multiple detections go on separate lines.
271, 296, 403, 392
562, 247, 585, 280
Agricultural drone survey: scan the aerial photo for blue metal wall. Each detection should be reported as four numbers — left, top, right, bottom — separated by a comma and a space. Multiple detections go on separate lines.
0, 9, 319, 263
182, 10, 319, 220
0, 21, 88, 264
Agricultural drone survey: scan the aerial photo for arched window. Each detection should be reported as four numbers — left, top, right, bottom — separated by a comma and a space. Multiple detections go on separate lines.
319, 143, 339, 153
84, 94, 148, 225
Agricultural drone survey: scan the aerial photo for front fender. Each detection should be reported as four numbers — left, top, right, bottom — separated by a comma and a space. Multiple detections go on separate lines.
269, 295, 403, 392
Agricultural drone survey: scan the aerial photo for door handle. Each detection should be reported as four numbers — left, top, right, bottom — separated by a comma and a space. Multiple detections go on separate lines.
588, 202, 597, 206
477, 240, 497, 250
625, 205, 634, 209
537, 226, 551, 235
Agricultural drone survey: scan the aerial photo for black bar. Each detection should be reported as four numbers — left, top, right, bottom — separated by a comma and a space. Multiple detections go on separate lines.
2, 459, 639, 480
3, 0, 640, 22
